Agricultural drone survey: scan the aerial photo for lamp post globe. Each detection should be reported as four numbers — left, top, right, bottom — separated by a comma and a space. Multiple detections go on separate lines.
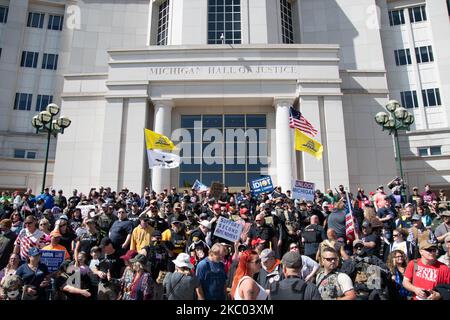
38, 110, 52, 124
375, 111, 389, 125
394, 107, 408, 120
46, 103, 60, 116
386, 100, 400, 112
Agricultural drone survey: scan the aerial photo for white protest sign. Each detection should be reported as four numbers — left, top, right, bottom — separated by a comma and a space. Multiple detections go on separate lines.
76, 205, 96, 218
292, 180, 315, 202
213, 216, 243, 242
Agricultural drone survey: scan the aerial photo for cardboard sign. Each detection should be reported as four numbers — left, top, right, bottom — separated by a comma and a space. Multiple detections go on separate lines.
76, 205, 96, 218
292, 180, 315, 202
210, 182, 224, 199
40, 250, 65, 273
213, 216, 243, 242
249, 176, 274, 195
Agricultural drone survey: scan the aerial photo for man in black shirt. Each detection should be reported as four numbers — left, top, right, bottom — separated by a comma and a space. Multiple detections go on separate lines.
93, 237, 124, 300
108, 208, 133, 254
247, 213, 277, 251
360, 220, 381, 258
68, 189, 81, 206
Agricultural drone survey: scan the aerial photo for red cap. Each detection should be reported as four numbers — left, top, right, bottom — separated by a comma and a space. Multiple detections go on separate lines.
213, 204, 221, 210
120, 250, 138, 261
251, 238, 266, 247
239, 208, 249, 216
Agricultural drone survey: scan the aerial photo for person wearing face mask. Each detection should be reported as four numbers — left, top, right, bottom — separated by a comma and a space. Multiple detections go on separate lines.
188, 240, 209, 272
1, 274, 23, 300
140, 230, 174, 299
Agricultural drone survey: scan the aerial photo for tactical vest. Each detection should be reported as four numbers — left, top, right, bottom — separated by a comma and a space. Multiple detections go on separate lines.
316, 271, 344, 300
269, 277, 307, 300
354, 257, 382, 291
170, 229, 186, 251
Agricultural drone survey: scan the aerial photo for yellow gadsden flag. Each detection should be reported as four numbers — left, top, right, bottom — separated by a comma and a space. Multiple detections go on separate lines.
144, 128, 175, 151
294, 128, 323, 160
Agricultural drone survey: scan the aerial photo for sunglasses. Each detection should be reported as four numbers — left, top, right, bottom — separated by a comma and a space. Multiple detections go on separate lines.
24, 222, 33, 225
423, 248, 437, 253
290, 246, 298, 249
59, 223, 67, 227
393, 234, 399, 237
323, 257, 338, 262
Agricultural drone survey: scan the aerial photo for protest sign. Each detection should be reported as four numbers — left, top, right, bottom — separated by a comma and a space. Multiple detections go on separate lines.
249, 176, 274, 195
292, 180, 315, 202
213, 217, 243, 242
40, 250, 65, 273
210, 182, 224, 199
76, 205, 96, 218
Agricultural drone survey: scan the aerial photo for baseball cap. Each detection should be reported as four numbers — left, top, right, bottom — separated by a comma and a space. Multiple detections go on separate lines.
171, 220, 181, 225
174, 202, 181, 209
99, 237, 113, 248
151, 230, 162, 237
281, 251, 302, 269
411, 214, 421, 221
28, 247, 41, 257
322, 201, 329, 207
120, 250, 138, 262
260, 249, 275, 262
405, 203, 414, 208
239, 208, 249, 216
199, 220, 211, 229
377, 185, 384, 189
419, 239, 438, 250
139, 213, 149, 220
251, 238, 266, 247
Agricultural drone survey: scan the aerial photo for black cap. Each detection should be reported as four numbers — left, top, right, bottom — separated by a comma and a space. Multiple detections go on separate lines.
281, 252, 302, 269
99, 237, 113, 248
152, 230, 162, 237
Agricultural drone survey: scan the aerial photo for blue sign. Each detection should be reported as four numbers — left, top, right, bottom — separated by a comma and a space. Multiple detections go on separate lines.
250, 176, 274, 195
40, 250, 65, 272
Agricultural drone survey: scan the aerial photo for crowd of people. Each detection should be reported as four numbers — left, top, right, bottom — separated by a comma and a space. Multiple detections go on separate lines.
0, 178, 449, 301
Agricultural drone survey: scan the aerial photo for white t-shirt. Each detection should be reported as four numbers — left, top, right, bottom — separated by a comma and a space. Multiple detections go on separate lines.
301, 255, 319, 280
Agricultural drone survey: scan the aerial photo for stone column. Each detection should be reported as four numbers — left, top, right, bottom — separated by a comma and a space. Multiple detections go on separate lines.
273, 98, 295, 192
151, 99, 174, 193
121, 98, 149, 193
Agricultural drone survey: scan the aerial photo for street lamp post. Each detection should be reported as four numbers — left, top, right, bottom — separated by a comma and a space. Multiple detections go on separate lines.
374, 100, 415, 196
31, 103, 72, 193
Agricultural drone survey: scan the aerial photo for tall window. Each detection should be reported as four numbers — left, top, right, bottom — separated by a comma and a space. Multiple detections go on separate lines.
408, 5, 427, 23
179, 114, 267, 189
14, 93, 33, 111
48, 14, 64, 31
422, 88, 441, 107
157, 0, 170, 45
280, 0, 294, 44
20, 51, 39, 68
400, 90, 419, 109
36, 94, 53, 111
42, 53, 58, 70
388, 9, 405, 26
415, 46, 434, 63
27, 12, 45, 28
208, 0, 241, 44
0, 5, 8, 23
394, 49, 412, 66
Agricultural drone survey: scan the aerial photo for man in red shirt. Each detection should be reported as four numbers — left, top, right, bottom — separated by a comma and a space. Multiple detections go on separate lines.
403, 238, 450, 300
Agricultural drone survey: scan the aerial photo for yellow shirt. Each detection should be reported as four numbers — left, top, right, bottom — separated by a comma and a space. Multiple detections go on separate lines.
130, 225, 154, 252
42, 244, 70, 260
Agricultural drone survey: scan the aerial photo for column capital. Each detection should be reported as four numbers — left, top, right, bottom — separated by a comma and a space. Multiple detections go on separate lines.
273, 97, 296, 109
152, 99, 174, 110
